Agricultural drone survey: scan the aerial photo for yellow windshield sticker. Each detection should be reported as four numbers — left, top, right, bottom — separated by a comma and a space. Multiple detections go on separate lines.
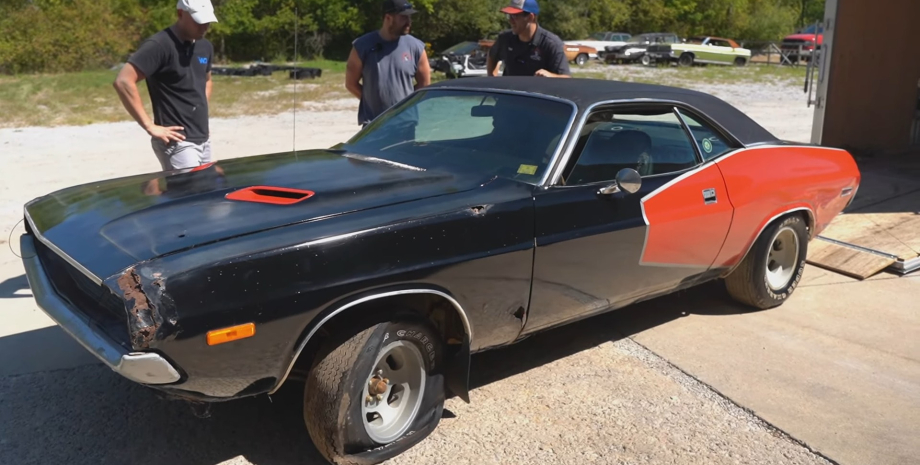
517, 164, 538, 175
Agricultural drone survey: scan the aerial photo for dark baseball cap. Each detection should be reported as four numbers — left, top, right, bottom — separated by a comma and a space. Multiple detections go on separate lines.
383, 0, 417, 15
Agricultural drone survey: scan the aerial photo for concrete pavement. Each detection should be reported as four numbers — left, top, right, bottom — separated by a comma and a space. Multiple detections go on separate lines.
622, 266, 920, 465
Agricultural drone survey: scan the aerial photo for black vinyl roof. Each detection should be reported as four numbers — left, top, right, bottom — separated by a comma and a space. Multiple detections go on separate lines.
428, 77, 778, 145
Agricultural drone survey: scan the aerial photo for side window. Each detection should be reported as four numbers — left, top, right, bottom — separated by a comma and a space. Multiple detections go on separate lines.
564, 107, 700, 185
678, 111, 735, 161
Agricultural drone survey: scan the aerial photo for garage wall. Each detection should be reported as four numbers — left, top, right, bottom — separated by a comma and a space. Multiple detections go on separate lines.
822, 0, 920, 155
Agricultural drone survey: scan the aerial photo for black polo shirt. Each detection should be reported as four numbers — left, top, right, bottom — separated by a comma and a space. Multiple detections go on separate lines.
128, 27, 213, 144
490, 26, 571, 77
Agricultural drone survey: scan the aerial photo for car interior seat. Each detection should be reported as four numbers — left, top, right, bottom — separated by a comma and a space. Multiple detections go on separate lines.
566, 127, 653, 185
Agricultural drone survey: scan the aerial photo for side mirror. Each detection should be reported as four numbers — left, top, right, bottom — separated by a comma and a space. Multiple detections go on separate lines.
598, 168, 642, 195
470, 105, 495, 117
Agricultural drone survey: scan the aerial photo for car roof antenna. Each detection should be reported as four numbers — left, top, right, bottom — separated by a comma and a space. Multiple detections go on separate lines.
292, 8, 298, 159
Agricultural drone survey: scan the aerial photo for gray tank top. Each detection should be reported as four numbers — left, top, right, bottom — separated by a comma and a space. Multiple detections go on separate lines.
353, 31, 424, 125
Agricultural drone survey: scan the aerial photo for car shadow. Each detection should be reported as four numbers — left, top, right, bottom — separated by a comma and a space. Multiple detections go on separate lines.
0, 281, 751, 465
468, 280, 756, 390
0, 274, 30, 299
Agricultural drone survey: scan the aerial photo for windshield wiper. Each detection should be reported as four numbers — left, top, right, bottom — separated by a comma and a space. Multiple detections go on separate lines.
341, 152, 426, 172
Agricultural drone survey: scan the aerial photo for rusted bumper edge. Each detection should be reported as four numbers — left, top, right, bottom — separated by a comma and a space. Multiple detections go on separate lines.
20, 234, 181, 385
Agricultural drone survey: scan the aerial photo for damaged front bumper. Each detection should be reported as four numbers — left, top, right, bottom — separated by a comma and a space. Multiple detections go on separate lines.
20, 234, 181, 385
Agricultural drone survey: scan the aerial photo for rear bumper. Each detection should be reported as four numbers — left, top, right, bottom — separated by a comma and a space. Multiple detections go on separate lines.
20, 234, 181, 385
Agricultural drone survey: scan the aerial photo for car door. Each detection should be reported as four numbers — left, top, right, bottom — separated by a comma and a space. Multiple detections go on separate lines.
709, 39, 736, 64
523, 104, 735, 333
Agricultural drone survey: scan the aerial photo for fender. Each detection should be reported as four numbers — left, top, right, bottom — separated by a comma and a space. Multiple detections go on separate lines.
269, 288, 474, 403
720, 206, 816, 277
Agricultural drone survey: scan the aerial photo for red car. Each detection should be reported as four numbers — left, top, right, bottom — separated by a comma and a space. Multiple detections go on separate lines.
782, 29, 823, 62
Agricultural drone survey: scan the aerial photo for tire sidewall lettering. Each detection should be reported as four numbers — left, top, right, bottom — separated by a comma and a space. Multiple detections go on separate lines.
392, 328, 437, 370
761, 216, 807, 302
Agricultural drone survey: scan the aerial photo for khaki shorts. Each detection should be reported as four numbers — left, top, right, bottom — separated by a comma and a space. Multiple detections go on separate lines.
151, 138, 212, 171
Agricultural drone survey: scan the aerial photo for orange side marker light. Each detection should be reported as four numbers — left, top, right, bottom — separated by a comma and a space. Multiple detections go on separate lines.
207, 323, 256, 346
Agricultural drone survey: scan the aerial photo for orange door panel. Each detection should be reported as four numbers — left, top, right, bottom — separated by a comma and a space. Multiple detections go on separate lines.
640, 163, 734, 267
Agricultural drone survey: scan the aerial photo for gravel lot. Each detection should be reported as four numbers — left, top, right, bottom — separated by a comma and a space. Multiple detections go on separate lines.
0, 69, 828, 465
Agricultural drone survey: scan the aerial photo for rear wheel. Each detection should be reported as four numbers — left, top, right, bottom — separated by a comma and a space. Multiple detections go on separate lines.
304, 318, 445, 465
678, 53, 694, 67
725, 215, 808, 309
734, 57, 747, 66
575, 53, 588, 66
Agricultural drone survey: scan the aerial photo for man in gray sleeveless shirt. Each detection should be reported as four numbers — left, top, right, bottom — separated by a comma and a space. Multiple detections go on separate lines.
346, 0, 431, 127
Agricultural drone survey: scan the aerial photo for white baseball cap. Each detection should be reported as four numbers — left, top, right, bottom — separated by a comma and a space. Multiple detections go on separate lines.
177, 0, 219, 24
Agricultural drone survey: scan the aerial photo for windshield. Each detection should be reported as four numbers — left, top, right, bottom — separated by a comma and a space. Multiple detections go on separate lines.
441, 41, 479, 55
342, 89, 574, 185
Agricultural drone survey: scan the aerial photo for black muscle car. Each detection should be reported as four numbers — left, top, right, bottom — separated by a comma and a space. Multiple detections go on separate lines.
20, 77, 860, 464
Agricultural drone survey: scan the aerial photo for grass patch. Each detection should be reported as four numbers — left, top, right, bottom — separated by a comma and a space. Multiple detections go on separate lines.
0, 60, 351, 128
573, 61, 809, 88
0, 59, 809, 129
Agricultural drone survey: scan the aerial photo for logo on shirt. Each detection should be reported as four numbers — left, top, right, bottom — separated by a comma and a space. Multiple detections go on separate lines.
198, 57, 208, 64
530, 48, 542, 61
402, 52, 411, 62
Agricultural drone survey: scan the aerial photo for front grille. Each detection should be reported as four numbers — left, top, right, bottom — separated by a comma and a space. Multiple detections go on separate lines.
34, 240, 129, 344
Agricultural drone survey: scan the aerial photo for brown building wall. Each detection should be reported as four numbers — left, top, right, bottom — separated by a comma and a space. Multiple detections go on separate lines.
822, 0, 920, 155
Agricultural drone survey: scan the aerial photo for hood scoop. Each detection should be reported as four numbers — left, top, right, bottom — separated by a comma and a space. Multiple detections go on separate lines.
226, 186, 315, 205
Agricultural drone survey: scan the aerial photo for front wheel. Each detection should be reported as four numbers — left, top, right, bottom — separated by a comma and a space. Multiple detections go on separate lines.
575, 53, 588, 66
725, 215, 808, 309
678, 53, 694, 67
304, 318, 445, 465
640, 54, 651, 66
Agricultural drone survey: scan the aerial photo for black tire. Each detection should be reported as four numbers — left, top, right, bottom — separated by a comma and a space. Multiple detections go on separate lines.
734, 57, 747, 67
725, 215, 808, 309
575, 53, 588, 66
678, 53, 694, 67
640, 54, 651, 66
304, 318, 445, 465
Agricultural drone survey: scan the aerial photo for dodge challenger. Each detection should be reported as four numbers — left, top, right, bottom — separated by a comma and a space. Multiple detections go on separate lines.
19, 77, 860, 464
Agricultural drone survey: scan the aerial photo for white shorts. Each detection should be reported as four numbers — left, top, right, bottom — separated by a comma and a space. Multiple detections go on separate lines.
151, 138, 213, 171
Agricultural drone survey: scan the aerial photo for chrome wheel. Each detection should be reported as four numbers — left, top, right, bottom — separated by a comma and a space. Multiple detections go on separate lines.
765, 226, 800, 291
361, 340, 426, 444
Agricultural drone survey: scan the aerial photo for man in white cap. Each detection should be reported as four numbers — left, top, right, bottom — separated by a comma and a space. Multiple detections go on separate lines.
114, 0, 219, 171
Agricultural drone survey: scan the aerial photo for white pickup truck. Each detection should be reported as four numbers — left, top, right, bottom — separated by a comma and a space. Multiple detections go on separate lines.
563, 31, 632, 60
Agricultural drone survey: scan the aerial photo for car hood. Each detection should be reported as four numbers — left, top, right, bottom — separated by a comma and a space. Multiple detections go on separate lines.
25, 149, 487, 279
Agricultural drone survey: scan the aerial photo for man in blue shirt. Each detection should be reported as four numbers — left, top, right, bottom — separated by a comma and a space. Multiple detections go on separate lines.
487, 0, 571, 78
346, 0, 432, 127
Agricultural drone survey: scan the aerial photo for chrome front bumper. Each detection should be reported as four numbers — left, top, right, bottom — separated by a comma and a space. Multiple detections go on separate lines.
20, 234, 181, 385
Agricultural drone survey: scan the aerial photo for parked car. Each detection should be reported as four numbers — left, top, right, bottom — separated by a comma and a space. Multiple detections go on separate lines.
564, 43, 597, 66
20, 77, 860, 465
646, 36, 752, 67
781, 29, 823, 63
604, 32, 681, 65
564, 31, 632, 60
430, 40, 496, 78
